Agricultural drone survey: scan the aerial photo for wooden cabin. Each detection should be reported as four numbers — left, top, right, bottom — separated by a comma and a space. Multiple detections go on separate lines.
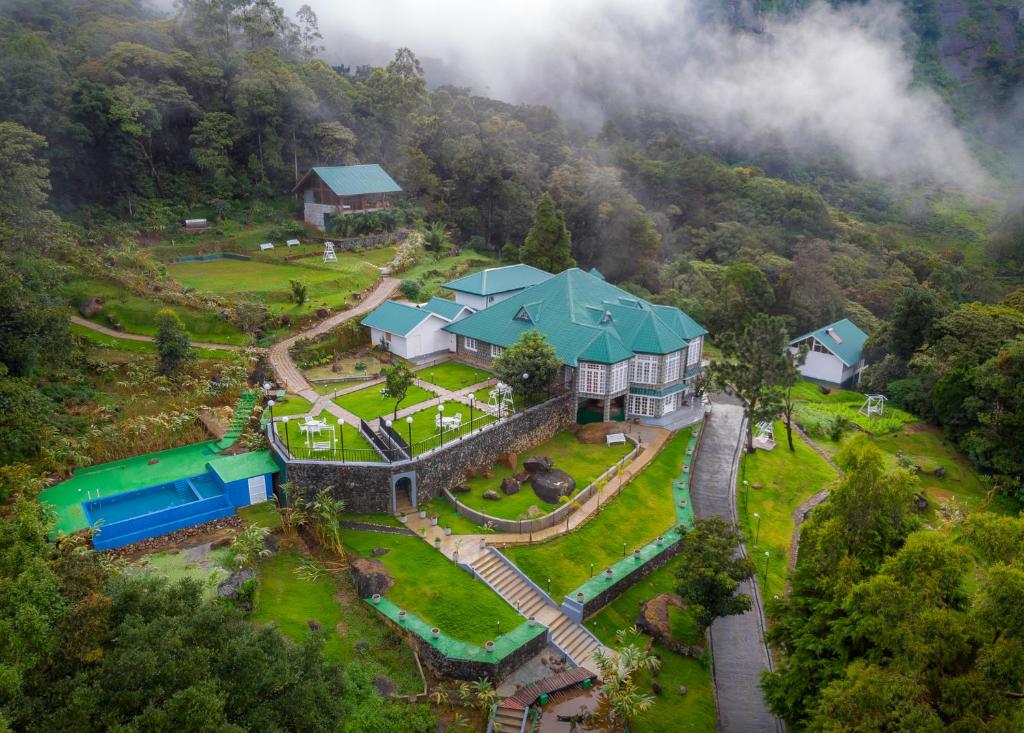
291, 164, 402, 231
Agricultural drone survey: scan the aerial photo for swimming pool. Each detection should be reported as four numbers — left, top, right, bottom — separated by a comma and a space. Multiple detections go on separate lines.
86, 483, 196, 526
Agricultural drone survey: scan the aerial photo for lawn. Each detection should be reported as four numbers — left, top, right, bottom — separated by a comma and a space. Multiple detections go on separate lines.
344, 529, 520, 644
587, 556, 715, 733
238, 501, 283, 531
397, 250, 499, 300
70, 323, 235, 360
415, 361, 494, 391
418, 496, 489, 535
66, 277, 248, 345
253, 550, 422, 694
266, 393, 313, 418
275, 411, 382, 462
504, 429, 690, 601
456, 431, 633, 520
128, 547, 233, 600
399, 399, 496, 455
333, 381, 436, 421
165, 251, 381, 317
737, 421, 839, 599
791, 381, 915, 436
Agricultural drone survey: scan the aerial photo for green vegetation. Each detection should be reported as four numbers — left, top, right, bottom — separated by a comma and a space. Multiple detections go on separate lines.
266, 393, 314, 418
396, 251, 498, 301
414, 361, 493, 391
457, 431, 632, 520
505, 429, 690, 600
334, 381, 436, 421
343, 530, 520, 644
418, 497, 488, 535
791, 381, 915, 437
70, 323, 235, 360
128, 547, 233, 600
276, 411, 381, 461
238, 501, 283, 531
738, 421, 839, 597
400, 399, 496, 454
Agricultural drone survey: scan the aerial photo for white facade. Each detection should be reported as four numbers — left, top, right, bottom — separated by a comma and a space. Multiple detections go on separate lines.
452, 289, 525, 311
370, 315, 457, 360
791, 340, 864, 387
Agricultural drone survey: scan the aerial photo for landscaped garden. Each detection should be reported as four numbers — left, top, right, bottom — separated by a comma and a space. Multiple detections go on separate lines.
344, 529, 521, 644
399, 399, 497, 455
70, 322, 236, 360
275, 411, 381, 461
266, 393, 314, 418
504, 429, 691, 600
453, 431, 633, 520
415, 361, 494, 391
791, 381, 915, 437
333, 381, 436, 421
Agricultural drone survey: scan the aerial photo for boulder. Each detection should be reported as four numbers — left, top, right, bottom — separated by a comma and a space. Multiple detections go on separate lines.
514, 471, 530, 483
818, 384, 831, 395
911, 493, 929, 514
451, 484, 471, 494
530, 469, 576, 504
79, 297, 103, 318
678, 686, 688, 696
933, 465, 946, 478
500, 476, 522, 496
217, 568, 256, 600
482, 490, 501, 501
527, 505, 542, 518
524, 456, 554, 473
499, 452, 518, 470
371, 547, 390, 557
263, 532, 279, 554
350, 557, 394, 598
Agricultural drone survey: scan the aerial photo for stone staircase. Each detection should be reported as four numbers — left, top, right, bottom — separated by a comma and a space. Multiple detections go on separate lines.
470, 550, 605, 666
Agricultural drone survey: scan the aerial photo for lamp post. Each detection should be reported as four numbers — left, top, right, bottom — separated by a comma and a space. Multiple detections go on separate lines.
385, 419, 393, 460
763, 550, 770, 585
406, 415, 413, 451
437, 403, 445, 447
743, 480, 749, 512
282, 416, 291, 456
753, 512, 761, 546
267, 400, 275, 440
622, 542, 627, 558
469, 394, 475, 427
523, 372, 530, 406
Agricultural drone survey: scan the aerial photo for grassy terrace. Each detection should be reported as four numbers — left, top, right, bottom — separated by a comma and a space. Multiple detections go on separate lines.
587, 556, 715, 733
737, 421, 839, 598
265, 393, 314, 418
344, 530, 520, 644
792, 380, 915, 435
504, 429, 690, 600
399, 400, 496, 455
333, 381, 436, 421
415, 361, 493, 391
70, 323, 236, 360
455, 431, 633, 520
275, 411, 381, 462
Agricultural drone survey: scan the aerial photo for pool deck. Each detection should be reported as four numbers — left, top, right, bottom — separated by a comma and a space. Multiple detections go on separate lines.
41, 442, 223, 536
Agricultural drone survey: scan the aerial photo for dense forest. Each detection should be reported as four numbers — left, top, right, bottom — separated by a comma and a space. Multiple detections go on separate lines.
1, 0, 1023, 730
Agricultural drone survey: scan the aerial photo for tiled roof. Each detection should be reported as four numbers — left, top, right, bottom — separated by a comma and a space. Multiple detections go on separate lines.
361, 297, 468, 337
444, 268, 707, 366
421, 296, 467, 320
443, 264, 552, 296
294, 164, 402, 196
207, 451, 279, 484
790, 318, 868, 367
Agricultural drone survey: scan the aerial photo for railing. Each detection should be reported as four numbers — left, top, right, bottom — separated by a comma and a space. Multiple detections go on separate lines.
360, 419, 404, 462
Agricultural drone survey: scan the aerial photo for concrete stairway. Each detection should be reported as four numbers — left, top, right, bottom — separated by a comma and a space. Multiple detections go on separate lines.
490, 704, 528, 732
470, 550, 605, 666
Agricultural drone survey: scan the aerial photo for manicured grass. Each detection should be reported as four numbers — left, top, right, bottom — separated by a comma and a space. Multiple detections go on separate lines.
265, 393, 314, 418
66, 277, 248, 345
253, 551, 422, 693
587, 556, 715, 733
129, 547, 233, 600
70, 323, 235, 360
457, 431, 632, 520
791, 381, 915, 436
344, 530, 520, 644
504, 429, 690, 601
333, 381, 436, 421
339, 511, 403, 528
238, 501, 283, 531
400, 400, 496, 455
737, 421, 839, 599
419, 496, 489, 535
275, 411, 381, 462
165, 252, 381, 317
415, 361, 494, 391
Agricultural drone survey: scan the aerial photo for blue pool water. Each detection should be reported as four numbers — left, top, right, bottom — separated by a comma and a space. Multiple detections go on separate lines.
87, 484, 195, 526
191, 473, 223, 499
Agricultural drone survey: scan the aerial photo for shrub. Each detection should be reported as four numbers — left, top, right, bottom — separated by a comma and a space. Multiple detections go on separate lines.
400, 279, 421, 301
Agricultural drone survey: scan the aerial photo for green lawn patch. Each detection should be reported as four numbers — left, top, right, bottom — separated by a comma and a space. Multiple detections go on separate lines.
792, 381, 915, 436
253, 551, 422, 694
70, 323, 235, 360
129, 547, 233, 600
266, 393, 313, 418
504, 429, 690, 601
737, 421, 839, 599
456, 431, 632, 520
415, 361, 493, 391
586, 555, 715, 733
418, 497, 488, 535
344, 530, 520, 644
275, 411, 382, 462
334, 381, 436, 421
399, 400, 496, 455
238, 501, 283, 531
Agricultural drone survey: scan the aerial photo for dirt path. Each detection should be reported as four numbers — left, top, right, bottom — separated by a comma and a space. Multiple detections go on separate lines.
70, 315, 248, 352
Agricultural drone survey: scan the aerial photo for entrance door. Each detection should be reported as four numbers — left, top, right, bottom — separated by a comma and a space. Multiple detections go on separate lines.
395, 476, 414, 512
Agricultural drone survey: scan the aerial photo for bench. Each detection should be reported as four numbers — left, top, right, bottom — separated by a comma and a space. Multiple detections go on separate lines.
311, 441, 333, 452
606, 432, 627, 446
286, 239, 300, 247
259, 242, 274, 251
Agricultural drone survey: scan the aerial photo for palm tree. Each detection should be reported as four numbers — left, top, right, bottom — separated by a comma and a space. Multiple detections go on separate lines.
274, 490, 307, 537
309, 488, 346, 558
230, 524, 272, 570
422, 221, 449, 253
589, 627, 660, 731
472, 678, 497, 714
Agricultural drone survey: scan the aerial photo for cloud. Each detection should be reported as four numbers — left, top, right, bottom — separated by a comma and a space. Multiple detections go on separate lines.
281, 0, 991, 189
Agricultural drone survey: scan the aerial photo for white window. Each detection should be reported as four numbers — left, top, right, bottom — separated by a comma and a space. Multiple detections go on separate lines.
490, 344, 503, 358
628, 395, 660, 417
464, 337, 477, 352
687, 338, 702, 366
631, 354, 658, 385
664, 351, 681, 382
579, 362, 607, 394
609, 360, 629, 393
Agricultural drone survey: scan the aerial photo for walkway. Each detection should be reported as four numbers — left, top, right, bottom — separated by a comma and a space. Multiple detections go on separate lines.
267, 277, 399, 403
70, 315, 249, 352
689, 402, 784, 733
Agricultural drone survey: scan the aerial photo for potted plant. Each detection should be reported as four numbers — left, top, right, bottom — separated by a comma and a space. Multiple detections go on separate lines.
484, 641, 495, 653
444, 526, 453, 536
429, 513, 439, 526
528, 616, 536, 627
604, 568, 613, 580
372, 593, 381, 604
419, 527, 427, 537
575, 592, 585, 604
399, 512, 407, 524
418, 508, 427, 519
656, 535, 664, 545
398, 610, 407, 622
633, 549, 642, 561
434, 536, 442, 549
479, 538, 487, 549
431, 627, 440, 639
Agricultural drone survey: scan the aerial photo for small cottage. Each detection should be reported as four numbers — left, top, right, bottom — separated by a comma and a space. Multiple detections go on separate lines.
292, 164, 402, 231
789, 318, 868, 388
361, 297, 473, 361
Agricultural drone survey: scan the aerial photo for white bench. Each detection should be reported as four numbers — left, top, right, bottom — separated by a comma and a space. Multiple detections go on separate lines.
286, 239, 300, 247
606, 432, 627, 446
311, 441, 332, 452
259, 242, 274, 251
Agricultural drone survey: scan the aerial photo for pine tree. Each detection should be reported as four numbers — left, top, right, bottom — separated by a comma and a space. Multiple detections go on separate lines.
520, 193, 575, 273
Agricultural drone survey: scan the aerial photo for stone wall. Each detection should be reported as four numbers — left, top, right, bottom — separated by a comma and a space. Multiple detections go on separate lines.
303, 202, 336, 230
454, 335, 496, 369
276, 393, 576, 512
413, 627, 549, 683
573, 538, 684, 621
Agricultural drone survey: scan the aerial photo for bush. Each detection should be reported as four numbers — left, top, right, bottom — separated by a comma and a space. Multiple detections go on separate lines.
400, 279, 421, 301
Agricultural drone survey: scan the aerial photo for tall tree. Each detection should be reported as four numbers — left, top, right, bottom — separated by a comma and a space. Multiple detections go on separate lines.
492, 331, 562, 401
0, 122, 53, 245
519, 193, 575, 273
675, 517, 755, 632
155, 308, 196, 375
380, 362, 413, 421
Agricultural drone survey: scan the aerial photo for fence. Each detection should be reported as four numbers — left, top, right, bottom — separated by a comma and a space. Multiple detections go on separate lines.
267, 421, 385, 464
441, 437, 640, 534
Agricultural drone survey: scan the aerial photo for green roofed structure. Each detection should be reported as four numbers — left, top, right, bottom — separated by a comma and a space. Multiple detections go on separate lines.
445, 268, 708, 422
361, 296, 473, 361
443, 264, 553, 310
789, 318, 868, 388
292, 163, 402, 231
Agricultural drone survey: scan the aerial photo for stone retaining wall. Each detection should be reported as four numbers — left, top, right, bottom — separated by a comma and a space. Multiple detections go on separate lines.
413, 625, 548, 683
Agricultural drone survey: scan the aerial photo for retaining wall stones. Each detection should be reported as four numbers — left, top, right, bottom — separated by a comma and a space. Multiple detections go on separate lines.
574, 537, 684, 621
414, 625, 549, 683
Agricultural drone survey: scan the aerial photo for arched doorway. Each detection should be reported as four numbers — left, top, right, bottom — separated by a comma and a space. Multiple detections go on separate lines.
391, 471, 417, 513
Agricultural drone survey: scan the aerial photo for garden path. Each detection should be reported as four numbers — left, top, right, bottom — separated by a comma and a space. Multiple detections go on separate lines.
689, 402, 784, 733
70, 315, 249, 352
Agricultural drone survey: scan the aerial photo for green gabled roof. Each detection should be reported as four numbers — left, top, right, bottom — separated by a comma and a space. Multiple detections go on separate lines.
361, 300, 433, 337
293, 164, 402, 197
421, 296, 467, 320
444, 268, 708, 366
443, 264, 552, 296
578, 331, 634, 364
651, 304, 708, 340
208, 450, 279, 484
790, 318, 868, 367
